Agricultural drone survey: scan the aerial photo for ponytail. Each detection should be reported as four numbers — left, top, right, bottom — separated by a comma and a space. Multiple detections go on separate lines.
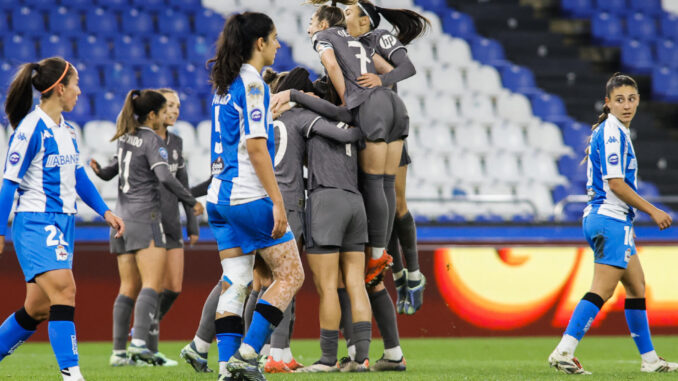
5, 57, 74, 129
208, 12, 275, 96
112, 89, 167, 141
358, 0, 430, 45
308, 0, 356, 28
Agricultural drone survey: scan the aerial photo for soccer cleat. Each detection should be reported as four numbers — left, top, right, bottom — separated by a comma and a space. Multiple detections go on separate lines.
217, 373, 235, 381
365, 250, 393, 287
285, 357, 304, 371
109, 352, 134, 367
263, 356, 292, 373
295, 360, 338, 373
394, 270, 408, 314
180, 342, 213, 373
339, 358, 369, 372
60, 367, 85, 381
370, 355, 407, 371
127, 343, 156, 365
641, 357, 678, 372
548, 349, 591, 375
153, 352, 178, 366
404, 274, 426, 315
337, 356, 352, 371
226, 351, 267, 381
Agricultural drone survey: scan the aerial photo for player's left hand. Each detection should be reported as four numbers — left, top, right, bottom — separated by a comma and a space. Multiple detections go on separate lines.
271, 201, 288, 239
272, 102, 292, 119
270, 90, 291, 112
104, 210, 125, 238
188, 234, 199, 247
357, 73, 382, 88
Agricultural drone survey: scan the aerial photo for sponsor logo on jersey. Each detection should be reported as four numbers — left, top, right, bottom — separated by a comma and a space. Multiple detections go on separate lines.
379, 34, 398, 50
211, 157, 224, 175
42, 130, 53, 140
45, 153, 79, 168
607, 153, 619, 165
159, 147, 168, 160
173, 149, 178, 160
8, 152, 20, 165
55, 245, 68, 261
250, 108, 263, 122
607, 136, 618, 144
337, 29, 350, 38
120, 134, 143, 147
16, 132, 27, 141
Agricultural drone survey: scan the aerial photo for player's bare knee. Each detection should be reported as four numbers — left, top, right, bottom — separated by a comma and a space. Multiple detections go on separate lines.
24, 304, 49, 322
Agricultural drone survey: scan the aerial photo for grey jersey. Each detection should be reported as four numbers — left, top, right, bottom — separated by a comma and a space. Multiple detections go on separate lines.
115, 127, 168, 222
273, 108, 314, 212
312, 26, 376, 110
306, 121, 361, 194
159, 132, 198, 236
359, 29, 407, 92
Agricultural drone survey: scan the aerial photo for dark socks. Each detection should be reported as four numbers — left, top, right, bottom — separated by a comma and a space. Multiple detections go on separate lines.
359, 172, 388, 247
112, 294, 134, 351
196, 282, 221, 343
383, 174, 396, 244
370, 289, 400, 349
352, 321, 371, 363
394, 211, 419, 272
338, 288, 353, 347
270, 298, 294, 349
132, 288, 158, 342
319, 329, 339, 365
388, 229, 404, 273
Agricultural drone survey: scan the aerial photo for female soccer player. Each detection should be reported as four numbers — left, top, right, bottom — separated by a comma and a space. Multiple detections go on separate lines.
206, 12, 304, 381
93, 89, 203, 366
303, 0, 410, 286
345, 0, 429, 316
0, 57, 124, 381
548, 73, 678, 374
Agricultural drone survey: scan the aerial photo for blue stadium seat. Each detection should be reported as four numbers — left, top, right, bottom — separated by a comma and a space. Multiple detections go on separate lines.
121, 9, 155, 35
178, 93, 205, 124
660, 13, 678, 40
39, 35, 74, 60
637, 181, 660, 198
0, 61, 14, 89
49, 7, 83, 37
93, 92, 126, 121
23, 0, 54, 11
141, 65, 175, 88
132, 0, 166, 11
59, 0, 91, 10
270, 41, 295, 72
3, 35, 37, 63
563, 202, 584, 222
470, 37, 507, 67
12, 7, 45, 36
558, 155, 587, 184
149, 35, 184, 64
168, 0, 202, 10
113, 35, 149, 64
594, 0, 628, 16
0, 0, 14, 11
195, 10, 225, 37
186, 35, 213, 65
651, 66, 678, 101
561, 0, 593, 18
69, 94, 93, 124
102, 63, 138, 89
158, 8, 191, 35
530, 92, 571, 124
621, 39, 653, 74
474, 214, 503, 223
73, 63, 101, 95
500, 65, 537, 95
100, 0, 132, 11
591, 12, 624, 46
177, 63, 210, 92
626, 13, 658, 41
76, 35, 111, 64
656, 40, 678, 68
442, 11, 477, 40
85, 8, 119, 35
413, 0, 449, 17
561, 121, 589, 154
629, 0, 662, 15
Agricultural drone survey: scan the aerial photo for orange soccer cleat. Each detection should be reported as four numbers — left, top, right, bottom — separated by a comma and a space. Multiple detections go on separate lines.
264, 356, 292, 373
365, 250, 393, 286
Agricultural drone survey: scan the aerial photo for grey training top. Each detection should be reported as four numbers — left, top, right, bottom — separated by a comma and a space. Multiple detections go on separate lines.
274, 107, 313, 212
159, 132, 199, 237
359, 29, 415, 90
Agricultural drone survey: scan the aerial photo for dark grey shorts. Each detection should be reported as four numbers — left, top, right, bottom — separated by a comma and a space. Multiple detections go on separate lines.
353, 88, 409, 143
305, 188, 367, 254
110, 219, 166, 254
287, 208, 305, 240
400, 141, 412, 167
164, 228, 184, 250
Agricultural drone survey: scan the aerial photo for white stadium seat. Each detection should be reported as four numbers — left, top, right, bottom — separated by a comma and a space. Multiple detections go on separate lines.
527, 121, 573, 157
430, 65, 465, 98
516, 181, 555, 219
83, 121, 117, 155
448, 152, 485, 185
187, 149, 212, 184
466, 64, 503, 97
489, 121, 526, 153
452, 123, 491, 154
169, 121, 198, 156
485, 152, 521, 184
424, 95, 461, 126
497, 92, 533, 125
520, 152, 568, 187
437, 37, 473, 68
460, 94, 496, 125
196, 120, 212, 150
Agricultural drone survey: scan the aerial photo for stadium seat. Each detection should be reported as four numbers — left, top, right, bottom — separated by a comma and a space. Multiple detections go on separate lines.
187, 148, 212, 184
0, 62, 14, 89
69, 95, 93, 125
158, 8, 191, 35
3, 35, 37, 63
424, 124, 455, 154
168, 121, 197, 156
485, 152, 521, 184
460, 93, 496, 125
637, 180, 660, 198
178, 94, 205, 124
100, 0, 133, 11
0, 0, 14, 10
168, 0, 202, 11
83, 120, 117, 154
561, 0, 594, 18
241, 0, 273, 13
530, 93, 570, 124
437, 37, 473, 68
93, 92, 126, 122
73, 63, 100, 95
561, 121, 589, 154
113, 35, 149, 64
141, 65, 175, 88
271, 40, 295, 72
409, 41, 437, 70
660, 13, 678, 40
629, 0, 662, 15
466, 64, 503, 97
414, 0, 449, 18
76, 35, 110, 64
85, 8, 119, 35
594, 0, 629, 16
558, 154, 587, 183
425, 95, 461, 126
453, 124, 491, 154
590, 12, 624, 46
489, 122, 526, 153
496, 92, 533, 125
412, 154, 452, 185
121, 9, 154, 35
626, 13, 658, 42
516, 181, 555, 220
194, 9, 225, 37
621, 39, 653, 74
421, 10, 444, 37
448, 152, 485, 185
149, 35, 184, 64
651, 66, 678, 101
133, 0, 165, 11
186, 35, 214, 66
39, 35, 74, 60
656, 40, 678, 68
11, 7, 44, 35
521, 152, 568, 186
470, 37, 507, 68
177, 63, 210, 93
103, 63, 138, 89
430, 65, 465, 97
196, 120, 211, 149
441, 11, 477, 40
49, 7, 83, 36
501, 65, 538, 96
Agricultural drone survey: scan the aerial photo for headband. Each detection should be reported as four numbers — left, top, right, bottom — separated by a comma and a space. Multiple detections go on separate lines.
357, 2, 375, 27
41, 62, 70, 94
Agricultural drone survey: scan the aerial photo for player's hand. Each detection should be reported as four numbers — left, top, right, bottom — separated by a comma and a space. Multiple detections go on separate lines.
188, 234, 199, 247
192, 202, 204, 216
0, 235, 4, 256
357, 73, 382, 88
104, 210, 125, 238
270, 90, 291, 112
271, 201, 288, 239
650, 208, 672, 230
272, 102, 292, 119
89, 159, 101, 174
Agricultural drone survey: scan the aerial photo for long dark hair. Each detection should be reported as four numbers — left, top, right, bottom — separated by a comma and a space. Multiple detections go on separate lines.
208, 12, 275, 96
112, 89, 167, 141
582, 72, 638, 163
5, 57, 76, 129
308, 0, 357, 28
357, 0, 429, 45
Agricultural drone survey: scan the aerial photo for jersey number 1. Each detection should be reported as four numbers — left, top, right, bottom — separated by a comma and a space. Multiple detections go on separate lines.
348, 41, 371, 75
117, 148, 132, 194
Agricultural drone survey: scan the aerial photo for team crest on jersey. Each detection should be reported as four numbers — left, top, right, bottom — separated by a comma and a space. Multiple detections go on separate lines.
607, 136, 618, 144
55, 245, 68, 261
8, 152, 20, 165
247, 82, 264, 104
607, 153, 619, 165
379, 34, 398, 50
16, 132, 26, 141
173, 149, 178, 160
159, 147, 168, 160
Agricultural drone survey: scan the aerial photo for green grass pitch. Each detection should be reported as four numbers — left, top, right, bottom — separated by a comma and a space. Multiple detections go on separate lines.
3, 336, 678, 380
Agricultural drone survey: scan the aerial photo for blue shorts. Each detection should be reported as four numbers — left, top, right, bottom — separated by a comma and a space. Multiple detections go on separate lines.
207, 197, 294, 254
12, 212, 75, 282
583, 213, 636, 269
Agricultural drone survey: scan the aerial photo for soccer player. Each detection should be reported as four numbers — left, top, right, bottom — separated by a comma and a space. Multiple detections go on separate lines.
345, 0, 428, 316
0, 57, 124, 381
206, 12, 304, 381
93, 89, 203, 365
303, 0, 410, 287
548, 73, 678, 374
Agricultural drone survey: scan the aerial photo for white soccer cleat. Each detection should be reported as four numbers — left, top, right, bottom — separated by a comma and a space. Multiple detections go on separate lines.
641, 357, 678, 373
548, 349, 591, 375
295, 361, 338, 373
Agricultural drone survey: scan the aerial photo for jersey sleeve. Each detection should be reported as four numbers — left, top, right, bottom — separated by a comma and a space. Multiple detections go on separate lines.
146, 134, 170, 170
600, 124, 624, 180
312, 30, 334, 56
241, 78, 269, 140
374, 30, 406, 61
65, 123, 84, 169
3, 124, 42, 182
175, 134, 185, 169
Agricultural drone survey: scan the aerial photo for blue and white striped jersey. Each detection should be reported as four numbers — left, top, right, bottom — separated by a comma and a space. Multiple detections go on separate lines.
4, 106, 82, 214
584, 113, 637, 221
207, 64, 275, 206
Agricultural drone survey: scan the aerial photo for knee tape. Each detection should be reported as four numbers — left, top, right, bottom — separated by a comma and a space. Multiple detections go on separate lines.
216, 255, 255, 316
